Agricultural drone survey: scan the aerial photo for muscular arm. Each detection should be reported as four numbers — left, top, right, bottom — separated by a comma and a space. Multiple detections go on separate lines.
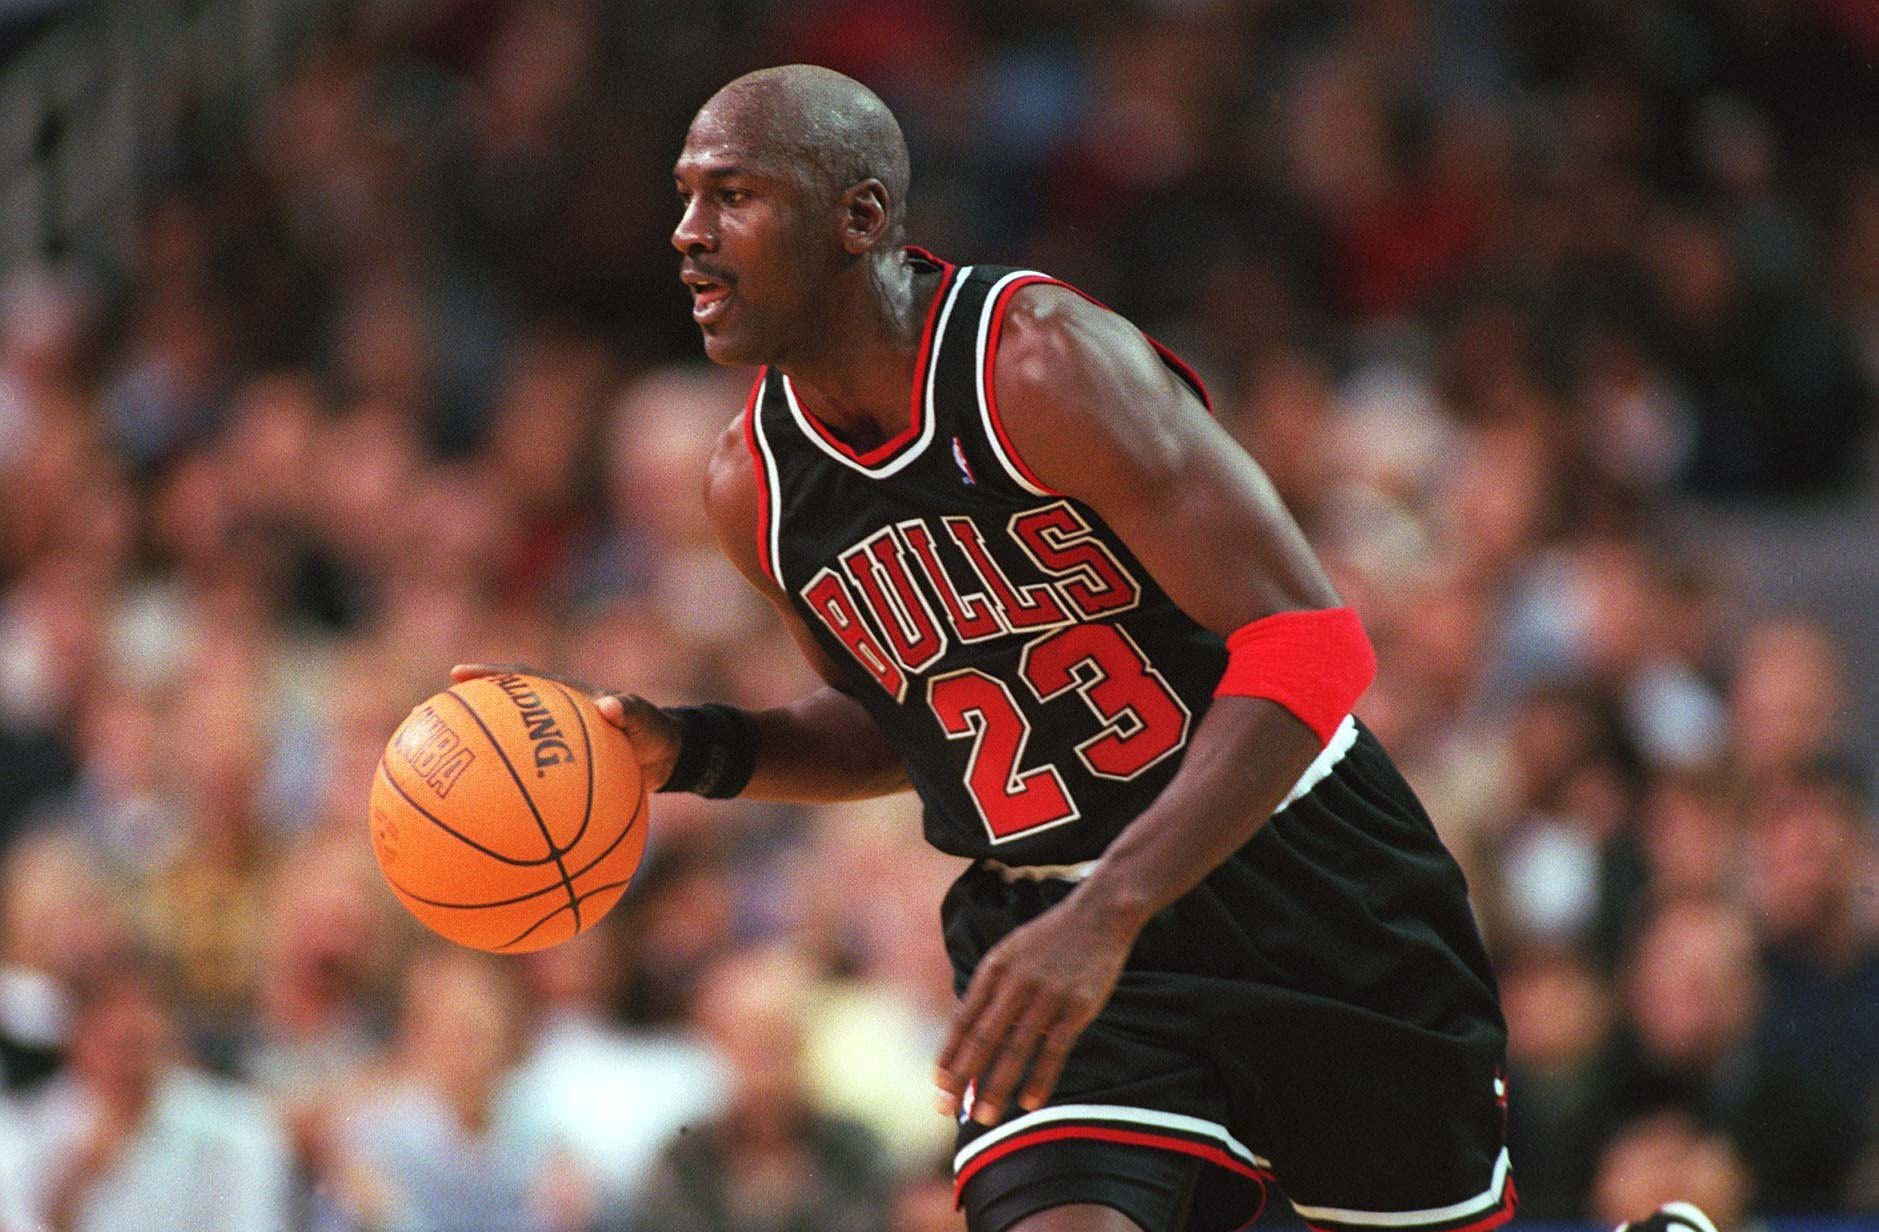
701, 417, 911, 802
937, 285, 1354, 1123
998, 286, 1338, 929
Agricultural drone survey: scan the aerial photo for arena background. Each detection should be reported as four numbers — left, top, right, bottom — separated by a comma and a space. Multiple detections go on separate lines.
0, 2, 1874, 1230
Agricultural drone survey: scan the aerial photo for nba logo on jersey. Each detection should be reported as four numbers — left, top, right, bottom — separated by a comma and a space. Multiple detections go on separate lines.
952, 435, 976, 484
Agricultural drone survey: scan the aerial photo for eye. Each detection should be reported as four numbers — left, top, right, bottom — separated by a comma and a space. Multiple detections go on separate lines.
719, 188, 750, 206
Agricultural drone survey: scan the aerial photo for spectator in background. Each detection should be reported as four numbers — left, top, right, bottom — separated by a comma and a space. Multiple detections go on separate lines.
1590, 1112, 1757, 1232
0, 263, 96, 471
9, 958, 291, 1232
100, 274, 234, 470
1612, 887, 1874, 1214
326, 946, 586, 1232
236, 833, 394, 1225
1739, 760, 1879, 1210
238, 834, 388, 1100
0, 831, 134, 1095
1728, 617, 1851, 785
139, 641, 279, 1065
627, 946, 893, 1232
1501, 945, 1624, 1220
1613, 899, 1761, 1131
1637, 772, 1742, 915
790, 796, 961, 1175
0, 542, 108, 846
36, 679, 183, 882
499, 914, 728, 1220
610, 839, 745, 1026
0, 262, 105, 845
1644, 208, 1870, 497
1485, 682, 1645, 964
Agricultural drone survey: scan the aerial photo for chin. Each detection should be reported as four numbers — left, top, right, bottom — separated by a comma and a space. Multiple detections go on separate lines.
700, 328, 766, 368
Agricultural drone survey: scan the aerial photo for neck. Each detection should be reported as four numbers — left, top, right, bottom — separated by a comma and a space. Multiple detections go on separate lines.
777, 249, 931, 445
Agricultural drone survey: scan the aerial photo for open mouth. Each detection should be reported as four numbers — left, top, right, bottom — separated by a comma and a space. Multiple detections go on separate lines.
682, 273, 732, 324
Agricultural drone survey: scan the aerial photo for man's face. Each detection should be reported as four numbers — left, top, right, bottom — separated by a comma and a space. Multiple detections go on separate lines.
72, 981, 169, 1103
672, 103, 830, 367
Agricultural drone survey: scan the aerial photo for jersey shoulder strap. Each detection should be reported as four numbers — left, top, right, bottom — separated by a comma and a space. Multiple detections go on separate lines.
927, 261, 1216, 500
739, 364, 785, 591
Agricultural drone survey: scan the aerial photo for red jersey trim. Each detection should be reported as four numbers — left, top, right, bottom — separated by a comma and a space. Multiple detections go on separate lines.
952, 1124, 1271, 1209
979, 274, 1217, 498
791, 252, 958, 469
981, 274, 1064, 496
739, 367, 778, 588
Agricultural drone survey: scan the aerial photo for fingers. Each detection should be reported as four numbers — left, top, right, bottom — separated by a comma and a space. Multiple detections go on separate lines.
1017, 1012, 1085, 1112
593, 694, 628, 729
935, 962, 1082, 1127
450, 662, 513, 681
593, 691, 664, 733
608, 693, 666, 727
935, 968, 1005, 1108
448, 663, 605, 695
588, 695, 682, 787
970, 994, 1063, 1126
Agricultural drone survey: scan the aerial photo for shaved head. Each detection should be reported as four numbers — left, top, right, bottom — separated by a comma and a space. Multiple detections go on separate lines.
696, 64, 911, 240
674, 65, 928, 367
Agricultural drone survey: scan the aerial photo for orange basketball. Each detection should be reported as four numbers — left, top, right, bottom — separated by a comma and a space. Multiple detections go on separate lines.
368, 673, 648, 953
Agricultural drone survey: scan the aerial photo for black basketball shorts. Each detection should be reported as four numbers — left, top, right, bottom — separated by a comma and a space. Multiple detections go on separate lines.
944, 720, 1515, 1232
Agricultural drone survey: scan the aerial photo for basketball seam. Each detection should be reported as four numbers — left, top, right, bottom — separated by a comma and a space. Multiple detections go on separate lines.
493, 877, 632, 952
547, 681, 598, 859
441, 687, 582, 936
381, 788, 645, 910
544, 680, 600, 935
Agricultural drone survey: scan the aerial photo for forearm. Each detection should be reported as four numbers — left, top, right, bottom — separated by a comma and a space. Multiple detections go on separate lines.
1069, 696, 1324, 934
738, 685, 911, 802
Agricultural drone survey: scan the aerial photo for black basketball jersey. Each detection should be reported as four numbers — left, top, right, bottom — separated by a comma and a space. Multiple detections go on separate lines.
742, 250, 1235, 865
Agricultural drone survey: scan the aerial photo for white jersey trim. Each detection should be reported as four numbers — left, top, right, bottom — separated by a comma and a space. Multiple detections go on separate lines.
952, 1103, 1268, 1176
974, 269, 1055, 497
1279, 713, 1358, 813
748, 378, 787, 591
1288, 1147, 1512, 1227
780, 266, 972, 479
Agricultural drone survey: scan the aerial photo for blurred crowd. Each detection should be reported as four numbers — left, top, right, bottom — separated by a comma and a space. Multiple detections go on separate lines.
0, 1, 1876, 1230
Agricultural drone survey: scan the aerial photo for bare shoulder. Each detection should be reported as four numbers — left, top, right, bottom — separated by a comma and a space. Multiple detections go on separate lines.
991, 283, 1199, 499
704, 414, 754, 513
993, 283, 1338, 625
702, 412, 770, 592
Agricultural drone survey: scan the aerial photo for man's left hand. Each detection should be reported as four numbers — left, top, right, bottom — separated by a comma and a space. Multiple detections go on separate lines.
934, 892, 1139, 1126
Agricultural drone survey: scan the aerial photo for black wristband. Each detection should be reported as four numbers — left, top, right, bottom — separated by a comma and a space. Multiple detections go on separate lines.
657, 704, 759, 799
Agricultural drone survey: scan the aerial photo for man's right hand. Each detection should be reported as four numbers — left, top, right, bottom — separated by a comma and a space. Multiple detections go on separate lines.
449, 663, 683, 791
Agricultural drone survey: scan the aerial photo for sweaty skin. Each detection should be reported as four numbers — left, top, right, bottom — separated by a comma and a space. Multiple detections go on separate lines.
462, 64, 1349, 1156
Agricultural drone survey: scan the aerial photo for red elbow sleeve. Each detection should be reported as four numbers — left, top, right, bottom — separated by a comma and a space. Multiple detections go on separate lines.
1213, 606, 1377, 745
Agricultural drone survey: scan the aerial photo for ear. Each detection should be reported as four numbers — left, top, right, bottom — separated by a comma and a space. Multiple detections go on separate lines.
839, 178, 891, 254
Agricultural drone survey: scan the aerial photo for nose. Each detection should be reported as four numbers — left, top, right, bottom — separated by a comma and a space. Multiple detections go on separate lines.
672, 197, 713, 255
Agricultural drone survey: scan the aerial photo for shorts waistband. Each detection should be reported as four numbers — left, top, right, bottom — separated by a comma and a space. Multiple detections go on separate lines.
977, 714, 1359, 886
981, 858, 1101, 883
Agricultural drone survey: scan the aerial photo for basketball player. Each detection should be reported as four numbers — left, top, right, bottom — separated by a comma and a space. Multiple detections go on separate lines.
456, 66, 1714, 1232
